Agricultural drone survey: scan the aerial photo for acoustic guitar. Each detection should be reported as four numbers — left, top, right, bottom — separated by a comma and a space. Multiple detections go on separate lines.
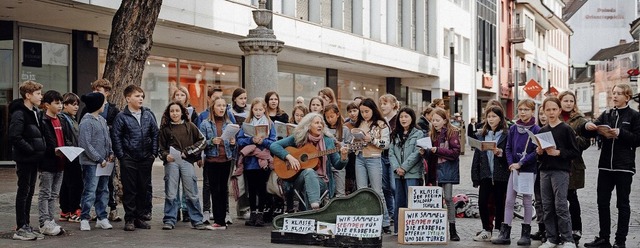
273, 142, 364, 179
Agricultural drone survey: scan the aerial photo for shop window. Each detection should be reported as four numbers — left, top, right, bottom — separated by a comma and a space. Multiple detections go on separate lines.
336, 79, 385, 114
277, 72, 325, 115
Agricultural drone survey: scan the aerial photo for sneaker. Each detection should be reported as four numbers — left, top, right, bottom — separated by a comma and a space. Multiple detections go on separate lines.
40, 220, 61, 236
242, 211, 251, 220
211, 223, 227, 230
124, 221, 135, 231
473, 230, 492, 242
96, 218, 113, 229
68, 211, 81, 223
193, 223, 214, 230
162, 223, 174, 230
584, 236, 611, 248
613, 241, 626, 248
538, 241, 559, 248
26, 226, 44, 240
59, 211, 70, 221
225, 214, 233, 225
562, 242, 577, 248
134, 219, 151, 229
80, 219, 91, 231
12, 226, 37, 241
108, 209, 122, 222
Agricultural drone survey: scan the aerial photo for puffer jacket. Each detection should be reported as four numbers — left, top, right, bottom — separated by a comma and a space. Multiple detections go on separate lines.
40, 114, 73, 172
565, 111, 590, 189
471, 130, 509, 186
8, 99, 46, 163
389, 128, 425, 179
424, 127, 461, 185
584, 105, 640, 174
111, 106, 159, 161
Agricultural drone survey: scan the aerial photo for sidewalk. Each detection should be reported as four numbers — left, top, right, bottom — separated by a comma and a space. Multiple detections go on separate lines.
0, 146, 637, 247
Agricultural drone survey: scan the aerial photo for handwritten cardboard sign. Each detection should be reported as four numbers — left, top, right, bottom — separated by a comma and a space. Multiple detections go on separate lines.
335, 215, 382, 238
398, 208, 448, 245
282, 218, 316, 234
408, 186, 443, 209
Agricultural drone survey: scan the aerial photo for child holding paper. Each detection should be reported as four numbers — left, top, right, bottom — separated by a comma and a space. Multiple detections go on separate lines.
420, 108, 461, 241
237, 97, 276, 227
199, 97, 238, 229
536, 97, 579, 248
59, 93, 83, 223
493, 99, 540, 245
470, 106, 509, 242
159, 101, 211, 230
78, 92, 114, 231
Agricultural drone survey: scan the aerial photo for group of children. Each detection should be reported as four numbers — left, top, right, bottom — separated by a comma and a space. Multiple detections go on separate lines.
9, 79, 636, 248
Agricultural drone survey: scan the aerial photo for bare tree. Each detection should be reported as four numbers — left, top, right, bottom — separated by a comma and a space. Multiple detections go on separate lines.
102, 0, 163, 109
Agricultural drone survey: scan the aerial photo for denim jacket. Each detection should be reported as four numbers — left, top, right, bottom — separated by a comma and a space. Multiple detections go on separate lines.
199, 119, 236, 160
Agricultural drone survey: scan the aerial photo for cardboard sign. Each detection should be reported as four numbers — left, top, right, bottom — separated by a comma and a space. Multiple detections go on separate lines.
316, 221, 336, 235
398, 208, 448, 245
335, 215, 382, 238
282, 218, 316, 234
408, 186, 443, 209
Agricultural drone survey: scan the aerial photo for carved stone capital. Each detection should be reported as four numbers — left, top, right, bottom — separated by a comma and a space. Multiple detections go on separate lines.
238, 38, 284, 55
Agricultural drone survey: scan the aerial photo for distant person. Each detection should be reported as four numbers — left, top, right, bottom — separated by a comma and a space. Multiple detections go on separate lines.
295, 96, 305, 106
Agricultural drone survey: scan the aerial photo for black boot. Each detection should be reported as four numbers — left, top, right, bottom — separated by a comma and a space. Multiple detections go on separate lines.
255, 212, 265, 227
245, 211, 256, 226
531, 223, 545, 241
449, 223, 460, 241
181, 209, 190, 223
492, 223, 512, 245
517, 224, 531, 246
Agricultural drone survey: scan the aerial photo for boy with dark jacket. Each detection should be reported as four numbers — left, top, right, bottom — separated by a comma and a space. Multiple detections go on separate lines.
111, 85, 159, 231
58, 93, 83, 223
9, 80, 46, 241
38, 90, 73, 236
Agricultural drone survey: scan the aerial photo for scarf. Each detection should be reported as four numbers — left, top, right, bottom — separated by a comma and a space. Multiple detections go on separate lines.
307, 133, 329, 183
251, 115, 268, 126
486, 130, 503, 176
515, 117, 536, 134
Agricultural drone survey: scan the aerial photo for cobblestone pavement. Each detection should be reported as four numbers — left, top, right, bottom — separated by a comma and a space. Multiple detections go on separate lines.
0, 145, 637, 247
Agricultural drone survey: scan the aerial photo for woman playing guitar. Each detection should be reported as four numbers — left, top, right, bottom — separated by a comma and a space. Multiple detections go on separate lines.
269, 113, 349, 210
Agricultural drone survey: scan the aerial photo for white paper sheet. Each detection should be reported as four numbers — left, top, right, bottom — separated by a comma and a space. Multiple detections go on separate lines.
96, 162, 115, 177
220, 124, 240, 141
467, 137, 497, 151
57, 146, 85, 162
170, 146, 184, 164
513, 171, 534, 195
525, 130, 556, 149
416, 137, 433, 149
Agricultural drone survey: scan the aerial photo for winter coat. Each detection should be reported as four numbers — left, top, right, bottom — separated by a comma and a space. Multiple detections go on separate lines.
8, 99, 46, 163
505, 118, 540, 173
40, 114, 73, 172
111, 106, 159, 161
425, 128, 461, 185
199, 118, 237, 160
417, 116, 430, 135
565, 112, 590, 189
584, 105, 640, 174
236, 122, 277, 170
471, 130, 509, 186
389, 128, 425, 179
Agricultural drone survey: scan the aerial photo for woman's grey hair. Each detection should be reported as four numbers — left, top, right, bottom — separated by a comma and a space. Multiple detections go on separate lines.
292, 112, 334, 147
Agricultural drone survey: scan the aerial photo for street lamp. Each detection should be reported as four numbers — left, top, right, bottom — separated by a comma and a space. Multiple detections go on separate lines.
449, 27, 455, 118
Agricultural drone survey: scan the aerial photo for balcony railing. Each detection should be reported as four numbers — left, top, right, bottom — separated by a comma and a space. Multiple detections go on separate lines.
509, 26, 526, 44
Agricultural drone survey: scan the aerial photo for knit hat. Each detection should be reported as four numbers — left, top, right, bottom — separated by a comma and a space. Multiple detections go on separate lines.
81, 92, 105, 113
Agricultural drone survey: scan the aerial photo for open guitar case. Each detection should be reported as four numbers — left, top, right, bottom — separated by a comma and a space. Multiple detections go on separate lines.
270, 188, 383, 248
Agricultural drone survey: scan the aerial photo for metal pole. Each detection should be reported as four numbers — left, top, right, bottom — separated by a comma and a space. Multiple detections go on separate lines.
449, 27, 455, 118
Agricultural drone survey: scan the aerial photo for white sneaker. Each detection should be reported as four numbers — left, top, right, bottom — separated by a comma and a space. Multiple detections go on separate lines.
225, 213, 233, 224
40, 220, 61, 236
80, 219, 91, 231
96, 218, 113, 229
561, 242, 576, 248
538, 241, 558, 248
242, 211, 250, 220
473, 230, 492, 242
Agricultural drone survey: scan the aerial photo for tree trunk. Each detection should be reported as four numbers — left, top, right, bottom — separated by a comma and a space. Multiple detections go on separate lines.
102, 0, 163, 109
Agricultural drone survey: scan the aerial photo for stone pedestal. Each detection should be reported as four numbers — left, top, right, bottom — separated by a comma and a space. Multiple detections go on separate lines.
238, 4, 284, 100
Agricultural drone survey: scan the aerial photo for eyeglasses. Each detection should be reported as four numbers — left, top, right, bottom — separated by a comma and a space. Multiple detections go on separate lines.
518, 108, 532, 112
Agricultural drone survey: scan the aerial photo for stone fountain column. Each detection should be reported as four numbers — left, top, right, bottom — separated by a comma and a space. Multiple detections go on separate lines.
238, 0, 285, 100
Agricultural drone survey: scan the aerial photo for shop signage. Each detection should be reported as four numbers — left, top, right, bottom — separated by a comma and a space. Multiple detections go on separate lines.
22, 41, 42, 68
545, 86, 559, 97
523, 79, 542, 98
482, 74, 493, 89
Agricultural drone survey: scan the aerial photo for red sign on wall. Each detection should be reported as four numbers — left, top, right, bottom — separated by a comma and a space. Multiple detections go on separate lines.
545, 86, 559, 97
523, 79, 542, 98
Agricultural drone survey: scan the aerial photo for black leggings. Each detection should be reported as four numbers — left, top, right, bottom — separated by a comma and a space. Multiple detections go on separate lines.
244, 169, 270, 212
206, 161, 231, 226
567, 189, 582, 231
478, 178, 507, 231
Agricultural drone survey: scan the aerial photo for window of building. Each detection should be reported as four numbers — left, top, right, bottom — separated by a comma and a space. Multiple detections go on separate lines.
463, 37, 470, 64
336, 77, 385, 114
277, 71, 325, 115
477, 0, 497, 75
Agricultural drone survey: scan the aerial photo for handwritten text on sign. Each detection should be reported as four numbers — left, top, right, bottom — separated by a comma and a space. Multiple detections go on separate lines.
399, 209, 448, 244
282, 218, 316, 234
335, 215, 382, 238
408, 186, 443, 209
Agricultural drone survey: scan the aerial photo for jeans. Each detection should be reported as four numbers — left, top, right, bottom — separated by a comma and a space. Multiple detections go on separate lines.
162, 160, 204, 226
478, 178, 507, 231
381, 154, 395, 218
202, 164, 212, 212
394, 178, 421, 232
16, 162, 39, 229
332, 168, 346, 197
38, 171, 64, 226
80, 164, 110, 221
504, 172, 534, 225
355, 153, 390, 227
567, 189, 582, 231
540, 170, 573, 244
206, 160, 231, 226
60, 161, 83, 213
120, 157, 154, 222
597, 170, 633, 243
290, 168, 328, 209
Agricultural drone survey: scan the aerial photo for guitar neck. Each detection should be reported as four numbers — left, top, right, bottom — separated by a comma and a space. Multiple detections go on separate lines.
308, 147, 340, 159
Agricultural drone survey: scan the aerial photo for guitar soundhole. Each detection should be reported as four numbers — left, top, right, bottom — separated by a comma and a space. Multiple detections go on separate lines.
300, 154, 308, 162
